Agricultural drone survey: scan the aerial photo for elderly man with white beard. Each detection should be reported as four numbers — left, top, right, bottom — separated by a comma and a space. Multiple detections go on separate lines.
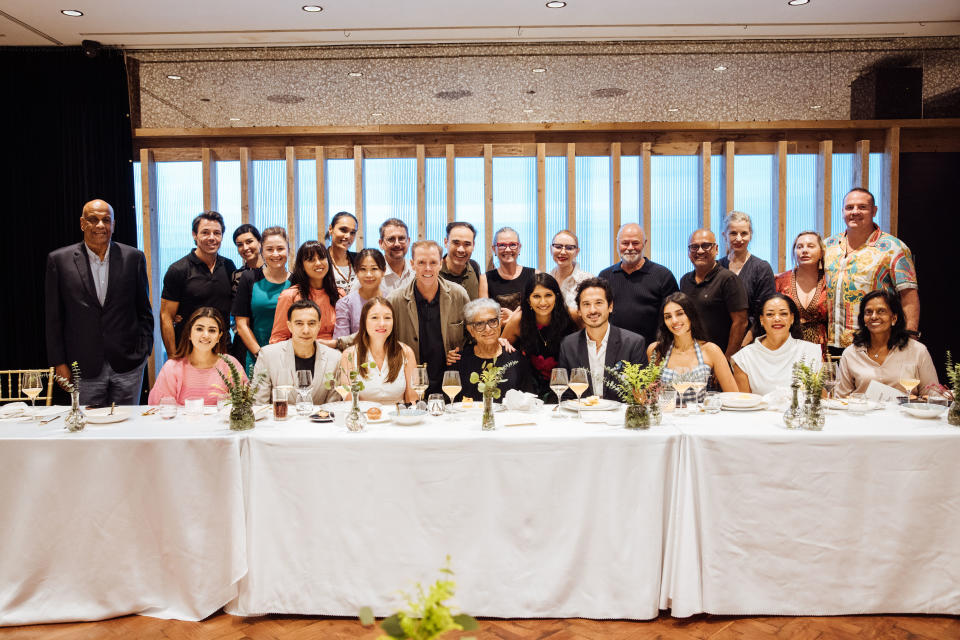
598, 223, 679, 346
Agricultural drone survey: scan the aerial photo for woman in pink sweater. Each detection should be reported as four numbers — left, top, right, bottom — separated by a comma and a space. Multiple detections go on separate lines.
149, 307, 246, 405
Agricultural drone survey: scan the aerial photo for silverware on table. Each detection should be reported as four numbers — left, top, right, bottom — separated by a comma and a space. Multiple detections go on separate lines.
40, 414, 61, 425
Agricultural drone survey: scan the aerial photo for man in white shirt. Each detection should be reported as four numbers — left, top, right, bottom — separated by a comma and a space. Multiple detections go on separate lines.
374, 218, 414, 296
557, 278, 648, 401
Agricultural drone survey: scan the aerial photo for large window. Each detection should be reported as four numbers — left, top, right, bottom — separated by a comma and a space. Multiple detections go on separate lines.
454, 157, 486, 268
364, 158, 417, 244
575, 156, 613, 276
650, 155, 699, 281
492, 157, 537, 269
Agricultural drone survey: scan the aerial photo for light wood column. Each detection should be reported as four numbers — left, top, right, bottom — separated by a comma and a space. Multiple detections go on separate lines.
723, 141, 735, 216
240, 147, 253, 226
882, 127, 900, 234
416, 144, 426, 240
774, 140, 788, 273
566, 143, 576, 235
285, 146, 298, 266
484, 144, 494, 270
315, 146, 327, 238
445, 144, 455, 225
698, 141, 711, 229
640, 142, 651, 258
853, 139, 870, 188
201, 147, 217, 212
537, 143, 547, 272
353, 145, 364, 249
611, 142, 622, 258
816, 140, 833, 237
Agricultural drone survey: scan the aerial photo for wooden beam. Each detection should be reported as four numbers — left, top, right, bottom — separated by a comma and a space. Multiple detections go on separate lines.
484, 143, 494, 270
640, 141, 651, 258
139, 149, 161, 383
816, 140, 833, 237
611, 142, 622, 259
882, 127, 900, 235
723, 141, 735, 218
566, 143, 576, 235
774, 140, 788, 273
239, 147, 253, 225
698, 141, 711, 229
201, 147, 217, 212
537, 142, 547, 272
285, 146, 298, 267
416, 144, 426, 240
853, 139, 870, 188
445, 144, 455, 224
354, 145, 365, 250
315, 145, 327, 237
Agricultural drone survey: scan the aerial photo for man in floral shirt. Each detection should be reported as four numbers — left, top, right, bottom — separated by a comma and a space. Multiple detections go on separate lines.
824, 188, 919, 351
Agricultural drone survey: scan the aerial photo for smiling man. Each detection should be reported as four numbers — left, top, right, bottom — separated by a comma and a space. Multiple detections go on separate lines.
823, 187, 919, 352
439, 221, 488, 301
160, 211, 237, 356
375, 218, 415, 296
45, 199, 154, 405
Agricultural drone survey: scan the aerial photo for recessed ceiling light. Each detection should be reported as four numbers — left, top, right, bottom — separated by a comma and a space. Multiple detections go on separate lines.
371, 112, 383, 117
787, 0, 810, 5
668, 107, 680, 112
713, 65, 727, 72
60, 9, 83, 17
532, 67, 546, 73
166, 74, 182, 80
546, 1, 567, 7
523, 108, 534, 113
229, 117, 241, 121
810, 105, 822, 109
348, 72, 363, 77
302, 5, 323, 11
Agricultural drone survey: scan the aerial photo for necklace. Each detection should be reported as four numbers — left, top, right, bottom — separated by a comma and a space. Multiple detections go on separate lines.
331, 260, 353, 285
870, 346, 886, 360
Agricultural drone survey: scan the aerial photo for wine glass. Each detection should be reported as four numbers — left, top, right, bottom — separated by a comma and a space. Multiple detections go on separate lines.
441, 370, 462, 412
549, 368, 569, 419
21, 372, 43, 420
821, 361, 837, 400
899, 364, 920, 400
412, 365, 430, 411
568, 368, 589, 420
295, 369, 313, 415
671, 367, 691, 414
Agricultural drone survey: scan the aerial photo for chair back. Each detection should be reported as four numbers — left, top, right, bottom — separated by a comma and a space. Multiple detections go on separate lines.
0, 368, 56, 406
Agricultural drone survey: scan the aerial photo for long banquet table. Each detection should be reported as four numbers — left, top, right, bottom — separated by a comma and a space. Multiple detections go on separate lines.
1, 402, 958, 626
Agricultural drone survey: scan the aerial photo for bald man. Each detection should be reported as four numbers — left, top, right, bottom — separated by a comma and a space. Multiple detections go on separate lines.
45, 199, 154, 405
679, 229, 748, 358
598, 223, 678, 345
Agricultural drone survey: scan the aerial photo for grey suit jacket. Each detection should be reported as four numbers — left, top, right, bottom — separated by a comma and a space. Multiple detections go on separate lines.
386, 277, 469, 362
252, 340, 340, 405
557, 325, 648, 400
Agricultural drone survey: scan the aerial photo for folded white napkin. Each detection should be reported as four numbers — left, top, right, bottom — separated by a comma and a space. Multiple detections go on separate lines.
864, 380, 901, 402
503, 389, 539, 411
762, 387, 791, 411
0, 402, 28, 418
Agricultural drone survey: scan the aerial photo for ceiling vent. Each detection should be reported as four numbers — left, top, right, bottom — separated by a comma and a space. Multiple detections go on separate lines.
436, 89, 473, 100
590, 87, 628, 98
267, 94, 306, 104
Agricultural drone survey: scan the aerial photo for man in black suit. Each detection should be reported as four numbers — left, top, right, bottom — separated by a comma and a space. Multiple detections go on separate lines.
45, 199, 154, 405
558, 277, 647, 401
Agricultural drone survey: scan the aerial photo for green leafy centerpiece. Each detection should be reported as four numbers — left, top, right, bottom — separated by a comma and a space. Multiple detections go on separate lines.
469, 359, 515, 431
358, 557, 477, 640
324, 358, 370, 432
605, 360, 664, 430
53, 361, 85, 432
944, 351, 960, 427
216, 355, 264, 431
797, 360, 825, 431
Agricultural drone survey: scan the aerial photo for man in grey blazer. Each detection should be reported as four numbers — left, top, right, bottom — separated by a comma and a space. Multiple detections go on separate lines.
253, 299, 340, 405
45, 199, 154, 405
557, 277, 647, 401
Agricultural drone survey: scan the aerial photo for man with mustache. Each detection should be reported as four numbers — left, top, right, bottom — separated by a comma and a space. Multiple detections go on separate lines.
375, 217, 414, 297
598, 223, 678, 345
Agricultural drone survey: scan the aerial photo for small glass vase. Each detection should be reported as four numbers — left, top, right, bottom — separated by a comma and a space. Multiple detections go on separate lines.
624, 403, 651, 430
481, 394, 496, 431
229, 404, 255, 431
783, 385, 802, 430
64, 390, 86, 432
801, 394, 825, 431
345, 386, 364, 432
948, 401, 960, 427
649, 398, 662, 426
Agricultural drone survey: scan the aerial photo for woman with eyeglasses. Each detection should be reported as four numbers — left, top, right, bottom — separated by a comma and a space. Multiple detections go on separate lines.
775, 230, 829, 355
325, 211, 359, 296
548, 230, 593, 311
456, 298, 527, 400
486, 227, 537, 322
835, 290, 937, 397
718, 211, 776, 344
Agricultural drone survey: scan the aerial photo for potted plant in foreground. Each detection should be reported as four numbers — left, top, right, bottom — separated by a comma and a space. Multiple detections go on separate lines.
216, 356, 264, 431
605, 360, 663, 430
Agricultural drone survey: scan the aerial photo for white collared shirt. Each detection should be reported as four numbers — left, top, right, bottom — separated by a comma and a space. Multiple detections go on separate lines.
585, 324, 611, 395
85, 242, 110, 305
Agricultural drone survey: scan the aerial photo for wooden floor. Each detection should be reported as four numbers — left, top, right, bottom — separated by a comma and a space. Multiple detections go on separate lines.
1, 611, 958, 639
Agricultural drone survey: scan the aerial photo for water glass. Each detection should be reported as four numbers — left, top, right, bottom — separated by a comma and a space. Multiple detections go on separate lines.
216, 394, 230, 412
427, 393, 446, 416
703, 392, 723, 414
847, 393, 868, 416
659, 389, 677, 413
184, 397, 204, 417
159, 396, 177, 420
296, 390, 313, 416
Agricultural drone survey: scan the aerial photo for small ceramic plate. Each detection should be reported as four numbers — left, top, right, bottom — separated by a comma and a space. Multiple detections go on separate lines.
85, 407, 131, 424
561, 398, 620, 412
388, 409, 427, 426
716, 392, 765, 408
901, 402, 947, 419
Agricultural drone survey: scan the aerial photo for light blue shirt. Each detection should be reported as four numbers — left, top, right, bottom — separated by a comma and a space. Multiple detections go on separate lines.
85, 242, 110, 306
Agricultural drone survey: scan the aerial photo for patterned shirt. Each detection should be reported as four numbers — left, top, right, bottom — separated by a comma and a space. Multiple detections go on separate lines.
823, 225, 917, 348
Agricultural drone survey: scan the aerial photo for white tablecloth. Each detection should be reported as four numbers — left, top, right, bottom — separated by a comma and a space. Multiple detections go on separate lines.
663, 407, 960, 617
0, 411, 247, 626
227, 409, 681, 620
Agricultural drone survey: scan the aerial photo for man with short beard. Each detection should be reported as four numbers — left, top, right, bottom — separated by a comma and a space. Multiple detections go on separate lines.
598, 223, 678, 345
375, 217, 414, 296
439, 221, 488, 301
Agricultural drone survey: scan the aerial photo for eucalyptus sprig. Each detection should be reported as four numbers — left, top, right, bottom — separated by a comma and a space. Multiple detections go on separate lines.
944, 351, 960, 400
796, 359, 824, 397
469, 359, 516, 399
215, 355, 265, 413
605, 360, 663, 405
359, 557, 477, 640
52, 361, 82, 394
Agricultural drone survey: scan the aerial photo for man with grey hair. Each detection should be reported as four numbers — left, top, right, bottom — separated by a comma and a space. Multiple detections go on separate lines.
598, 223, 678, 345
388, 240, 469, 395
375, 217, 414, 296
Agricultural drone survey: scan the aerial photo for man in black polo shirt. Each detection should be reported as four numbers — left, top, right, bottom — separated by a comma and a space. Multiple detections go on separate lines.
598, 223, 678, 345
679, 229, 748, 359
160, 211, 237, 355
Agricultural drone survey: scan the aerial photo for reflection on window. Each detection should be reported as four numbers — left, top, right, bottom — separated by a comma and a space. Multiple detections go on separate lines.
493, 157, 537, 270
786, 154, 817, 269
425, 157, 446, 243
544, 156, 567, 269
252, 160, 286, 232
454, 157, 486, 268
575, 156, 612, 276
732, 155, 774, 265
297, 159, 318, 245
621, 155, 640, 229
326, 159, 355, 227
215, 161, 242, 267
650, 155, 698, 282
364, 158, 417, 245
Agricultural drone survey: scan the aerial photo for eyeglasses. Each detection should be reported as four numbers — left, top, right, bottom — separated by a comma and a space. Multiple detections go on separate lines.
495, 242, 519, 251
382, 236, 408, 245
688, 242, 716, 252
551, 243, 577, 252
468, 318, 500, 330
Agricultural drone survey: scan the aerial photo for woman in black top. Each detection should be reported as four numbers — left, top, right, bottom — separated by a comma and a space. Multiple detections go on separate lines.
456, 298, 526, 399
485, 227, 536, 317
717, 211, 776, 342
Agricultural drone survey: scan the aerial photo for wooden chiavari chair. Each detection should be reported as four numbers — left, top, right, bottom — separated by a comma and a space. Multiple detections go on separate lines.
0, 368, 55, 406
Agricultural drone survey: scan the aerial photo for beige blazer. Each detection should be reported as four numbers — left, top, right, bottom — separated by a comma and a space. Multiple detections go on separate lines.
386, 277, 469, 362
252, 339, 340, 405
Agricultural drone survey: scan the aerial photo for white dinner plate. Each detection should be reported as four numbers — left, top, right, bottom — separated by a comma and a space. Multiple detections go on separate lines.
450, 401, 504, 412
716, 392, 765, 408
318, 400, 380, 414
721, 402, 768, 412
85, 407, 131, 424
823, 398, 884, 411
561, 398, 620, 412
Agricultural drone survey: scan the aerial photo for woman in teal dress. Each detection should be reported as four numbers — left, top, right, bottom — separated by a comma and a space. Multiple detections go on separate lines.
231, 226, 291, 372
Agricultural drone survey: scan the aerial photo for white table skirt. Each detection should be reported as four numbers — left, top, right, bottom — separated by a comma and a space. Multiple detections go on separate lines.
227, 410, 681, 620
0, 414, 247, 626
663, 407, 960, 617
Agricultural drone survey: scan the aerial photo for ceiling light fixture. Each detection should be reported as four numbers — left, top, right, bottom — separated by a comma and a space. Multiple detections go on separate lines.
532, 67, 546, 73
229, 117, 241, 121
787, 0, 810, 5
166, 74, 182, 80
371, 112, 383, 117
546, 1, 567, 7
668, 107, 679, 112
302, 5, 323, 11
348, 72, 363, 77
713, 65, 727, 72
810, 105, 822, 109
60, 9, 83, 17
523, 108, 534, 113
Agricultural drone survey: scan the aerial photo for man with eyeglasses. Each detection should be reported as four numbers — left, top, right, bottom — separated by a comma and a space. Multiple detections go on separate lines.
823, 187, 919, 353
439, 221, 488, 301
374, 217, 414, 296
679, 229, 748, 359
549, 230, 593, 310
598, 223, 679, 345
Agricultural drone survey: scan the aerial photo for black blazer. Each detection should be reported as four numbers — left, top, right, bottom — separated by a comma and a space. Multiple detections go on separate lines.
557, 325, 648, 400
45, 241, 154, 377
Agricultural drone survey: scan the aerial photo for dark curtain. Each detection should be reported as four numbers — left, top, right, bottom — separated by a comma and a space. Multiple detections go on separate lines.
0, 47, 136, 383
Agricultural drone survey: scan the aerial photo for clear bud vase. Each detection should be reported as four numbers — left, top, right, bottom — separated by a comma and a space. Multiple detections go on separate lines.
481, 393, 496, 431
64, 390, 86, 432
802, 393, 825, 431
947, 401, 960, 427
346, 385, 364, 432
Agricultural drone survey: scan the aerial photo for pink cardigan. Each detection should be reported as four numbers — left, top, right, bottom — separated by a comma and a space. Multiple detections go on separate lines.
148, 355, 247, 405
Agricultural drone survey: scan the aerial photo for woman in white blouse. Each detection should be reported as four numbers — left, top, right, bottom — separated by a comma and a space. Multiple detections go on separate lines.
338, 297, 418, 404
732, 293, 822, 395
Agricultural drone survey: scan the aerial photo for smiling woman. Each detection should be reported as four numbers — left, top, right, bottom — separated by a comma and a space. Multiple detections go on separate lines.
269, 241, 340, 344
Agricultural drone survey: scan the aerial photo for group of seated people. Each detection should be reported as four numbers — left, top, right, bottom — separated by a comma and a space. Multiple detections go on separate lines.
146, 186, 939, 408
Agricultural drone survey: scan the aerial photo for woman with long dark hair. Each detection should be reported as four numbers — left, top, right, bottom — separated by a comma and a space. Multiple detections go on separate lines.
269, 241, 340, 343
339, 297, 418, 404
334, 248, 386, 338
326, 211, 360, 295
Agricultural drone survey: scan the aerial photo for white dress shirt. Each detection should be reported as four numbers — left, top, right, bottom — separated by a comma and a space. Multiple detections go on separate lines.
85, 242, 110, 306
585, 324, 611, 396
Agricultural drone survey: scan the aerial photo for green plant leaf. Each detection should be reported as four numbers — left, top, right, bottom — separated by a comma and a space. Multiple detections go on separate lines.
469, 372, 479, 384
477, 382, 486, 393
453, 614, 478, 630
358, 606, 375, 626
380, 613, 404, 637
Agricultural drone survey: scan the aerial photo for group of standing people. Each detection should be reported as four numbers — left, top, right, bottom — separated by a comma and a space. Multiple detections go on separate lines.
44, 186, 938, 409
